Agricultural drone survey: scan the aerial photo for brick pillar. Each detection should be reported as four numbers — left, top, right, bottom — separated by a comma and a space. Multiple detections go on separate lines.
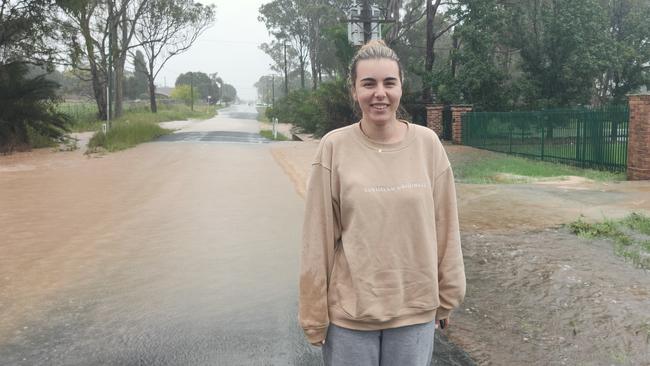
627, 94, 650, 180
451, 105, 472, 144
425, 105, 444, 137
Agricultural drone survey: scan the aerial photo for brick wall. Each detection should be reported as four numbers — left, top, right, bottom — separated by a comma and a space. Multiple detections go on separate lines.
451, 105, 472, 144
425, 105, 444, 137
627, 94, 650, 180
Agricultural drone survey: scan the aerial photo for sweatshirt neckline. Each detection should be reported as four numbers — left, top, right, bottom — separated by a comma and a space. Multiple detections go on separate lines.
352, 120, 416, 152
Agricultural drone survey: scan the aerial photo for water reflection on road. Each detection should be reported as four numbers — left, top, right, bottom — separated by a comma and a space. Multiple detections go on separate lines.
0, 105, 320, 365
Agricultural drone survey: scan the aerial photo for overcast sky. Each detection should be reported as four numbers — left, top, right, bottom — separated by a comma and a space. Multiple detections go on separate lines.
157, 0, 274, 101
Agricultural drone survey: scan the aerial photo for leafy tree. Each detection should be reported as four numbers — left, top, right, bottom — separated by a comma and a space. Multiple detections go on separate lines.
221, 84, 238, 104
124, 50, 149, 99
255, 75, 281, 105
260, 40, 299, 96
259, 0, 311, 89
134, 0, 215, 112
320, 24, 355, 79
0, 0, 65, 65
170, 84, 200, 105
450, 0, 510, 110
0, 0, 69, 152
0, 63, 69, 153
175, 71, 220, 102
508, 0, 610, 108
60, 0, 149, 119
596, 0, 650, 105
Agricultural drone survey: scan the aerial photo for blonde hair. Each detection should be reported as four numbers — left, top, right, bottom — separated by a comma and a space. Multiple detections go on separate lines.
348, 40, 403, 90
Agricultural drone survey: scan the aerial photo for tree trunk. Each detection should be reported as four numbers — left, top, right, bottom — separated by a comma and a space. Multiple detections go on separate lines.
423, 0, 437, 104
309, 19, 319, 90
283, 42, 289, 96
148, 76, 157, 113
79, 7, 108, 121
385, 0, 401, 44
450, 35, 459, 79
114, 59, 124, 117
300, 56, 306, 89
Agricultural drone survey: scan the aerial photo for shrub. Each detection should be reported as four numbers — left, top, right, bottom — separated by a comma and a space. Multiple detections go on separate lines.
0, 63, 69, 153
269, 79, 356, 137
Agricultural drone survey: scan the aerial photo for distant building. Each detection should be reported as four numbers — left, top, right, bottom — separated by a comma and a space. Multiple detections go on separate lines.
156, 87, 174, 98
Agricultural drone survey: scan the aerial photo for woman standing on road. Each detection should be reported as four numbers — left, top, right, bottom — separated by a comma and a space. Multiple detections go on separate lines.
299, 40, 466, 366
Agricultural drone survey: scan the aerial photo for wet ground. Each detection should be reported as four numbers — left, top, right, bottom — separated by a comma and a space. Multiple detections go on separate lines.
272, 138, 650, 366
0, 105, 473, 365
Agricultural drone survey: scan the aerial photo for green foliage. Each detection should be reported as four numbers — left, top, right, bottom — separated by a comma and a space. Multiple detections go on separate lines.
171, 85, 202, 105
321, 24, 355, 77
86, 103, 215, 152
451, 0, 510, 110
621, 213, 650, 236
569, 214, 650, 269
0, 63, 69, 153
508, 0, 610, 108
175, 71, 221, 102
88, 122, 170, 152
124, 50, 149, 100
599, 0, 650, 105
268, 78, 355, 137
221, 83, 238, 103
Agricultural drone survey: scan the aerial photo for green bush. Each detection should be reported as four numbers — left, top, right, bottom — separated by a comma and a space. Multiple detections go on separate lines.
1, 63, 69, 153
269, 79, 356, 137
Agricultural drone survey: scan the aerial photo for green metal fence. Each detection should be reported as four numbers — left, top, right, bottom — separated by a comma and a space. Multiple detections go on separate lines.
462, 106, 629, 171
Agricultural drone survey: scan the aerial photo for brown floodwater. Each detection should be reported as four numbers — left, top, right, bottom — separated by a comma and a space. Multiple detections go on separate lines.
0, 106, 475, 365
0, 106, 314, 365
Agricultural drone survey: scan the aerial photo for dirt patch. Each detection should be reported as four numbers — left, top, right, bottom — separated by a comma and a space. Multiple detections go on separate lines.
271, 141, 650, 365
450, 229, 650, 366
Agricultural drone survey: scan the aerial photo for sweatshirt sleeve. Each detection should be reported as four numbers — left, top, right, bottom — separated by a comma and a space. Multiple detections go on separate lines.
299, 158, 340, 345
433, 166, 466, 320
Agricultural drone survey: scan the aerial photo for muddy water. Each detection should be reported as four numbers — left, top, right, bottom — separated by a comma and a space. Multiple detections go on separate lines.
0, 106, 318, 365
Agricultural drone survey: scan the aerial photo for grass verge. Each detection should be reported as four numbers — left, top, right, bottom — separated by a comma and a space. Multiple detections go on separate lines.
568, 213, 650, 269
88, 122, 171, 152
86, 104, 216, 152
66, 103, 216, 132
453, 154, 625, 184
260, 129, 289, 141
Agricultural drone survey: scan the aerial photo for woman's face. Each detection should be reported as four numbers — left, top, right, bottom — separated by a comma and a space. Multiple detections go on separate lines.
352, 58, 402, 126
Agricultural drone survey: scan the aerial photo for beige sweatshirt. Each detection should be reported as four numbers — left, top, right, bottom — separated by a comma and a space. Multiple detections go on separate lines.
299, 121, 466, 345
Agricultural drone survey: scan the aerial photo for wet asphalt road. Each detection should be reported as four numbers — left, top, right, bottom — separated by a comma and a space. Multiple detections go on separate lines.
0, 105, 474, 366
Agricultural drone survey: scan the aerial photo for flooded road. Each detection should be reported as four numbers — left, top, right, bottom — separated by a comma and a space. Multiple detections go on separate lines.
0, 105, 317, 365
1, 105, 474, 366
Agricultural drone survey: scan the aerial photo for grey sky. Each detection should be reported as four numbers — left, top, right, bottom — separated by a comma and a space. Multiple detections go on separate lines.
157, 0, 274, 101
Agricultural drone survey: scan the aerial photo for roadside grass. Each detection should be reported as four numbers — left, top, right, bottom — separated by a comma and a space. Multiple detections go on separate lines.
88, 122, 171, 152
86, 104, 216, 152
64, 103, 216, 132
568, 213, 650, 269
453, 153, 625, 184
259, 129, 289, 141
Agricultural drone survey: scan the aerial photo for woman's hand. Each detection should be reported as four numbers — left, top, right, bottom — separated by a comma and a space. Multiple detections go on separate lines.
311, 340, 326, 347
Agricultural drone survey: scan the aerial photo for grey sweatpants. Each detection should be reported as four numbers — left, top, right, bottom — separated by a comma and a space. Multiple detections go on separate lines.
322, 321, 436, 366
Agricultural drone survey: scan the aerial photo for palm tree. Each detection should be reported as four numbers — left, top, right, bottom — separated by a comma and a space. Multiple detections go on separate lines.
0, 63, 69, 153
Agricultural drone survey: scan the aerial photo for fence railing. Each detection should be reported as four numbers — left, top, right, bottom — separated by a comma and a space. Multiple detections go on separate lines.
462, 106, 629, 171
